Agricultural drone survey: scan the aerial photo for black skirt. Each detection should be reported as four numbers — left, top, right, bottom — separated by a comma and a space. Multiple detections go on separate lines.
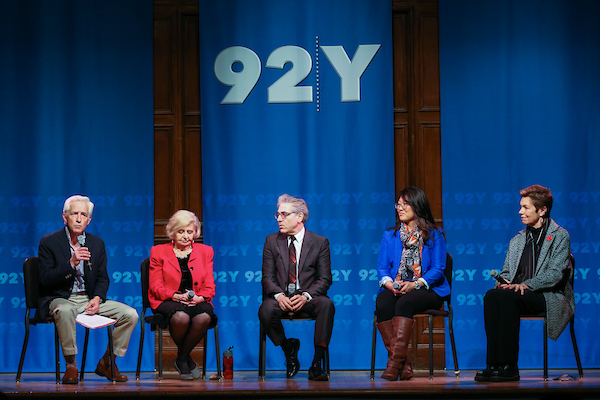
153, 300, 218, 329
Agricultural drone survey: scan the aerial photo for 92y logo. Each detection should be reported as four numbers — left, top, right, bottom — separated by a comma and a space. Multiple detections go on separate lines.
214, 44, 381, 104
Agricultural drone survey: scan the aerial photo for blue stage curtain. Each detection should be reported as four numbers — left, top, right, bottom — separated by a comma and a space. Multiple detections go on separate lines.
0, 1, 153, 372
199, 0, 393, 370
440, 0, 600, 369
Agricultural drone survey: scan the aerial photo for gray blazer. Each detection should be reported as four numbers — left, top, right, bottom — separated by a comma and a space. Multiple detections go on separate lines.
499, 219, 574, 340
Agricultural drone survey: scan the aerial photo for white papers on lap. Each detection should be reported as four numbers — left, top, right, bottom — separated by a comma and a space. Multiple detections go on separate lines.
76, 313, 116, 329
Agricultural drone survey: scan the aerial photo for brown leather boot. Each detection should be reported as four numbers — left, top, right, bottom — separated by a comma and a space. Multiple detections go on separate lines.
376, 320, 394, 361
381, 316, 414, 381
400, 359, 414, 380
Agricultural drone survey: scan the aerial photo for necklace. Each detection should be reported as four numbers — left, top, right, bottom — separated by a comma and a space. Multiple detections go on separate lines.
173, 246, 192, 259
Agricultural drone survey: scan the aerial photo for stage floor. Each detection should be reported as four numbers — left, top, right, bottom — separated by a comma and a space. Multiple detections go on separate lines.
2, 369, 599, 399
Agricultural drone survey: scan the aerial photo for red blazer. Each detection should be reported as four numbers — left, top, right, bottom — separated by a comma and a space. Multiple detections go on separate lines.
148, 243, 216, 310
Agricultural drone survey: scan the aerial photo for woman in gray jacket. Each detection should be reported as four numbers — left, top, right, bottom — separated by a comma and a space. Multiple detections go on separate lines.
475, 184, 573, 382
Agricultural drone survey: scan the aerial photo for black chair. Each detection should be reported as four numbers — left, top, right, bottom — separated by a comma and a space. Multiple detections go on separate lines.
370, 253, 459, 380
258, 293, 330, 380
520, 254, 583, 380
135, 258, 222, 380
16, 256, 115, 383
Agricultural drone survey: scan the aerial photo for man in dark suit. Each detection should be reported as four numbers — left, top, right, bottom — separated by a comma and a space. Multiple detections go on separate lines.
258, 194, 335, 381
37, 195, 138, 384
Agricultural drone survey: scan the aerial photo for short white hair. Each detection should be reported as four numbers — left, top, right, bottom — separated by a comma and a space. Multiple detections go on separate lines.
63, 195, 94, 216
165, 210, 201, 240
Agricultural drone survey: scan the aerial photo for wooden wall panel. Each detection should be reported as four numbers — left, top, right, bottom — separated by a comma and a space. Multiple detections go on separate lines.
153, 0, 202, 371
416, 13, 440, 112
153, 16, 174, 115
182, 15, 200, 117
393, 0, 444, 371
392, 12, 410, 113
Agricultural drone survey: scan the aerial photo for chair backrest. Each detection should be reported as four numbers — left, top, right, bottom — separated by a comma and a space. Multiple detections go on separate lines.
140, 258, 151, 311
445, 253, 453, 290
554, 253, 575, 293
568, 253, 575, 288
22, 257, 41, 310
443, 253, 454, 307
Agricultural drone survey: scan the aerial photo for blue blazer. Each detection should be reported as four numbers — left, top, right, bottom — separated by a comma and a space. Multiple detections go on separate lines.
377, 228, 450, 298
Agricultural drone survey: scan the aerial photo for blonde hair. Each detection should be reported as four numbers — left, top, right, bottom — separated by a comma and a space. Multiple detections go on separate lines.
165, 210, 201, 240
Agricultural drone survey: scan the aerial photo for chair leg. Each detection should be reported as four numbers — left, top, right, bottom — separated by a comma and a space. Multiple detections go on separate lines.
203, 331, 208, 378
55, 325, 61, 384
214, 325, 222, 379
136, 318, 145, 380
258, 322, 266, 380
428, 315, 434, 380
543, 317, 548, 380
79, 328, 90, 381
370, 315, 377, 381
107, 325, 116, 383
16, 316, 30, 382
326, 346, 330, 377
570, 318, 584, 379
158, 327, 163, 381
448, 306, 459, 377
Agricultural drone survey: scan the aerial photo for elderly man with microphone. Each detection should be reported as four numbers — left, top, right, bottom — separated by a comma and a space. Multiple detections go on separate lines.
37, 195, 138, 384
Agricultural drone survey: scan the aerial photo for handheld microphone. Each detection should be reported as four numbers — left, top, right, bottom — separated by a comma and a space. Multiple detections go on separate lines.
393, 281, 401, 291
287, 283, 297, 297
489, 269, 509, 285
186, 290, 195, 300
77, 235, 92, 270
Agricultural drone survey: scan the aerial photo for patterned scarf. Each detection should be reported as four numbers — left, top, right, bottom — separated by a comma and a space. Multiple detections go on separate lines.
395, 223, 423, 282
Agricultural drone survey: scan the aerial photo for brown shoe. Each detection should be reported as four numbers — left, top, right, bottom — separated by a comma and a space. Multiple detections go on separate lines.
400, 359, 414, 380
95, 355, 128, 382
62, 366, 79, 384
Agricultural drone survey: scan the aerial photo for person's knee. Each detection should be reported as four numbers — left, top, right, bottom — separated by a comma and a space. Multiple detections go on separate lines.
324, 298, 335, 313
193, 313, 211, 325
123, 306, 139, 325
484, 288, 506, 306
170, 311, 190, 326
258, 302, 275, 323
316, 297, 335, 315
52, 302, 77, 321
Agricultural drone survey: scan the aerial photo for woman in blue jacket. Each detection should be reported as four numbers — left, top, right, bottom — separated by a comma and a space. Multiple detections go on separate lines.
376, 187, 450, 381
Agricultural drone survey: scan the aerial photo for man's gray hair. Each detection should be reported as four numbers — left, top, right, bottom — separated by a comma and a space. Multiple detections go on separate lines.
277, 194, 309, 223
63, 195, 95, 216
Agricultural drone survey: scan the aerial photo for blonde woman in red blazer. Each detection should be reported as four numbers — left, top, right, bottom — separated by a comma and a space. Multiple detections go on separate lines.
149, 210, 217, 380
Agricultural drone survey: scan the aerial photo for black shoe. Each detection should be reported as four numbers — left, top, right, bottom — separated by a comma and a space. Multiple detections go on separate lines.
308, 362, 328, 381
489, 365, 520, 382
284, 338, 300, 379
474, 365, 497, 382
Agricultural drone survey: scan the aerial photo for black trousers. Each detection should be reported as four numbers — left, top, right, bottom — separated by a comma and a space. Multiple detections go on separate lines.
483, 288, 546, 366
258, 295, 335, 347
375, 288, 444, 322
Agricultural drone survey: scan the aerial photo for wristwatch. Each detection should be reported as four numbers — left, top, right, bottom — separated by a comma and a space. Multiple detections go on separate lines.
414, 281, 422, 290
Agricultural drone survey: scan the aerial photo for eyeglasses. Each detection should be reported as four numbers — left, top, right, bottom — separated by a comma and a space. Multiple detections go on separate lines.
395, 202, 410, 210
274, 211, 297, 220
